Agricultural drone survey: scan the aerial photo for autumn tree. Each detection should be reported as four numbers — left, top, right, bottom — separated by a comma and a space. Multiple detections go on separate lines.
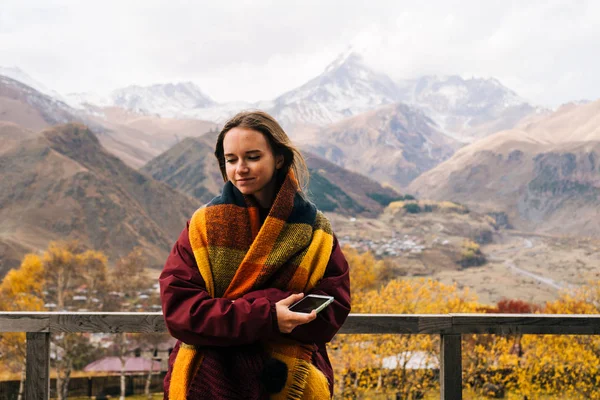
0, 254, 45, 400
41, 241, 111, 400
342, 246, 386, 292
108, 247, 163, 400
330, 276, 478, 399
462, 299, 539, 397
511, 285, 600, 399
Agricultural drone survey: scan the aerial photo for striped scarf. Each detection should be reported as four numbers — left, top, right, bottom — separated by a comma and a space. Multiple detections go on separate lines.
168, 170, 334, 399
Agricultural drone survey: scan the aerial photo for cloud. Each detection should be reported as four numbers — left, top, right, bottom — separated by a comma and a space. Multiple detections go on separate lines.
0, 0, 598, 106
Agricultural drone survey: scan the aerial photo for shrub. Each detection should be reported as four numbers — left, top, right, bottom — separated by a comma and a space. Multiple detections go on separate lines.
403, 203, 422, 214
458, 240, 486, 267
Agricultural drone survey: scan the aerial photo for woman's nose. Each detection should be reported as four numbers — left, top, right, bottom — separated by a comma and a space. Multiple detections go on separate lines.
237, 162, 249, 174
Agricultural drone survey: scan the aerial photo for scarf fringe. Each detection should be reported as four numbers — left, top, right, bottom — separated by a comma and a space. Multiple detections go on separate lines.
285, 360, 311, 400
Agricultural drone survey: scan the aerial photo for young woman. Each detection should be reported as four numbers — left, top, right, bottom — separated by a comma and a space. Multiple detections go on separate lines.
159, 110, 351, 399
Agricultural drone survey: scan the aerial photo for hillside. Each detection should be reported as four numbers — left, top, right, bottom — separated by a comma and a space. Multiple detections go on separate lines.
304, 103, 460, 188
409, 100, 600, 235
142, 133, 402, 216
0, 75, 81, 131
0, 123, 200, 277
83, 106, 219, 168
0, 74, 218, 169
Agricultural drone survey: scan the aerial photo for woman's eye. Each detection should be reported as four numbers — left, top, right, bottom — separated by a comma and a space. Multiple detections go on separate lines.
248, 156, 260, 161
225, 159, 236, 164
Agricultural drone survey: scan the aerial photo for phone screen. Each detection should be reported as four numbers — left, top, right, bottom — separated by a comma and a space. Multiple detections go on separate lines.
289, 296, 332, 314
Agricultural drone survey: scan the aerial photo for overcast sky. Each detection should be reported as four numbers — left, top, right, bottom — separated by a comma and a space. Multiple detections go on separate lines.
1, 0, 598, 107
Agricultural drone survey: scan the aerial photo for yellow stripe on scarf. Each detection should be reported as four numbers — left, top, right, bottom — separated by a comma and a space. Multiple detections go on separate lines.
169, 345, 204, 400
189, 208, 214, 297
300, 227, 334, 293
269, 352, 330, 400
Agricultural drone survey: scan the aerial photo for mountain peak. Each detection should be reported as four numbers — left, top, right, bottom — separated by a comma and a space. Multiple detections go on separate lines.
43, 123, 101, 155
0, 66, 68, 103
110, 81, 216, 117
323, 50, 366, 74
271, 50, 399, 126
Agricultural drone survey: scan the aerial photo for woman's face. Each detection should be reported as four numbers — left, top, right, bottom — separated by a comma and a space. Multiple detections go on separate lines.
223, 127, 284, 207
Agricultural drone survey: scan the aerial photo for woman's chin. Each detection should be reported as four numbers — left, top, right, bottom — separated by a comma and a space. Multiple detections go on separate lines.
236, 186, 255, 196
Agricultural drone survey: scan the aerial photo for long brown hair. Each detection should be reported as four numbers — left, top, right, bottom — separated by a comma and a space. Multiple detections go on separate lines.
214, 110, 309, 192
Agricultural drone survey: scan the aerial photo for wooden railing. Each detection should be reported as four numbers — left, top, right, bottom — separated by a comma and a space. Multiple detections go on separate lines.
2, 312, 600, 400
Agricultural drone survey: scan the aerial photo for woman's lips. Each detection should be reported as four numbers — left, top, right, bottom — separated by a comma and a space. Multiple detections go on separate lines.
236, 178, 255, 186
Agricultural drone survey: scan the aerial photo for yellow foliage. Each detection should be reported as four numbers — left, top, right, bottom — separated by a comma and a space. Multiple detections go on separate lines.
464, 281, 600, 399
0, 253, 45, 373
387, 199, 468, 215
343, 246, 385, 292
0, 253, 44, 311
387, 200, 406, 210
437, 201, 468, 213
331, 278, 478, 398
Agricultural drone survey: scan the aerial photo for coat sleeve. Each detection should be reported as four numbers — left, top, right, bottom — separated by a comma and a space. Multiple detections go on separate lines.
287, 235, 351, 344
237, 236, 351, 344
159, 222, 285, 347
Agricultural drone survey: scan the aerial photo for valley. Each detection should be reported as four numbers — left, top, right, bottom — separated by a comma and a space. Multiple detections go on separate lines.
329, 203, 600, 306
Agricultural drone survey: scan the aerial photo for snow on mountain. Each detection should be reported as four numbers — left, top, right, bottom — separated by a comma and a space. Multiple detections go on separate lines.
65, 91, 111, 109
0, 74, 83, 127
2, 60, 541, 143
0, 66, 69, 104
399, 75, 528, 112
396, 75, 540, 139
110, 82, 217, 117
269, 51, 400, 126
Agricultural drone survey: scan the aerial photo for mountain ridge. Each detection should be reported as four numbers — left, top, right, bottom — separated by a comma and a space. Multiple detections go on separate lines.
0, 123, 201, 277
142, 133, 402, 217
409, 99, 600, 235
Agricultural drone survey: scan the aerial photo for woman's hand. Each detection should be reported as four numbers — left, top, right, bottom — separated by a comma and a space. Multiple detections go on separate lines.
275, 293, 317, 333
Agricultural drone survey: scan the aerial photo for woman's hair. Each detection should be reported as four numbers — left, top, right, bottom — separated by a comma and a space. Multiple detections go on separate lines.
214, 110, 309, 192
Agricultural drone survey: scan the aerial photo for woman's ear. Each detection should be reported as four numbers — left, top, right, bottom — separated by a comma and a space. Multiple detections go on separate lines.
275, 154, 284, 169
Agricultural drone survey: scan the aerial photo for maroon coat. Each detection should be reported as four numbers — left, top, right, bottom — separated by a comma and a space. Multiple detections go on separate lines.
159, 222, 351, 398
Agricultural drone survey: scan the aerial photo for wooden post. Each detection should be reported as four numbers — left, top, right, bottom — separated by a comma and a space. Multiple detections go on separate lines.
25, 332, 50, 400
440, 334, 462, 400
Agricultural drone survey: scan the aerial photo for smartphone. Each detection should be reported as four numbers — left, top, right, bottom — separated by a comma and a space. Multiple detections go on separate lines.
289, 294, 334, 314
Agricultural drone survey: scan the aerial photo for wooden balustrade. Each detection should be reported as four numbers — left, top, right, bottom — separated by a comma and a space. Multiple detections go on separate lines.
2, 312, 600, 400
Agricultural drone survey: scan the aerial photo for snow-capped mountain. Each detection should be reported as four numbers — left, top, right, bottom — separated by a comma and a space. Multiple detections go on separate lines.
110, 82, 217, 117
0, 66, 69, 104
0, 74, 80, 127
2, 56, 543, 143
65, 91, 111, 109
269, 51, 400, 126
399, 75, 527, 114
397, 75, 542, 140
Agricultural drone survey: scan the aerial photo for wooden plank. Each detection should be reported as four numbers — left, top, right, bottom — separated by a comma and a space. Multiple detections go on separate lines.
25, 332, 50, 400
440, 334, 462, 400
49, 312, 166, 333
449, 314, 600, 335
2, 312, 600, 335
0, 313, 49, 333
338, 314, 453, 334
339, 314, 419, 334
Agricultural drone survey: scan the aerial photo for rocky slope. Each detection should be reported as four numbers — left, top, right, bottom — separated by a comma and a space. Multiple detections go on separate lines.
0, 123, 200, 277
409, 100, 600, 235
305, 103, 461, 189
